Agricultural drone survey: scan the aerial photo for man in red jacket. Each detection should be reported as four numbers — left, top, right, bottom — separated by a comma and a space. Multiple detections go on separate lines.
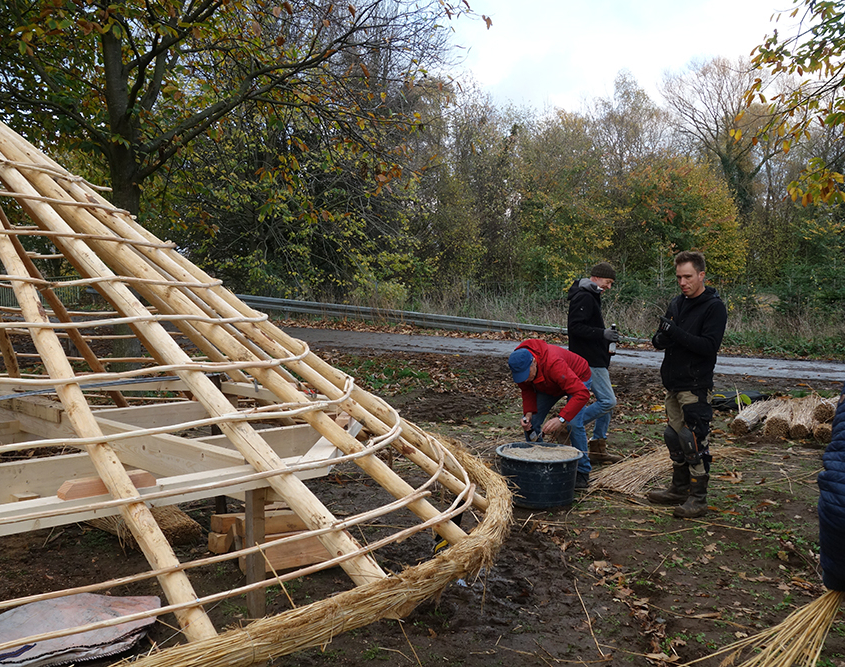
508, 339, 592, 488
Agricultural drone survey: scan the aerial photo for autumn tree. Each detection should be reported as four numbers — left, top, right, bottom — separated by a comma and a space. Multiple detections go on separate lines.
514, 110, 614, 285
619, 156, 746, 283
588, 70, 671, 183
747, 0, 845, 204
661, 57, 782, 221
0, 0, 478, 217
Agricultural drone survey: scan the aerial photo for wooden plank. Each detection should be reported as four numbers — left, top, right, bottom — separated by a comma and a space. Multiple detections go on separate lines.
93, 400, 208, 429
0, 396, 63, 424
0, 379, 188, 396
195, 422, 320, 456
0, 452, 98, 501
238, 531, 336, 573
211, 509, 310, 537
57, 469, 156, 500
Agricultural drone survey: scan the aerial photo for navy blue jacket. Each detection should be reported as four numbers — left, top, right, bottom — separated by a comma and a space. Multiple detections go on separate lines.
567, 278, 611, 369
818, 384, 845, 591
652, 286, 727, 392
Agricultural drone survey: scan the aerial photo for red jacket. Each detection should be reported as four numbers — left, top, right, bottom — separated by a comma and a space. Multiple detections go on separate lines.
515, 339, 591, 421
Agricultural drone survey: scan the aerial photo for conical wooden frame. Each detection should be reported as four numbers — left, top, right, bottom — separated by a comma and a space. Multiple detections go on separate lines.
0, 121, 512, 665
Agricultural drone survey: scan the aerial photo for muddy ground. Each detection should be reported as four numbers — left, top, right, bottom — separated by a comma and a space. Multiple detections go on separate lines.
1, 344, 844, 667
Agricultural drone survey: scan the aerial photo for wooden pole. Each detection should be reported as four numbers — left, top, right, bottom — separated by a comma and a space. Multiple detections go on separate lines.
245, 487, 267, 620
8, 146, 476, 546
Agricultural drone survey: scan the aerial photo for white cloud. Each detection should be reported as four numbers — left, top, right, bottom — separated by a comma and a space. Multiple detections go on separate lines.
448, 0, 793, 110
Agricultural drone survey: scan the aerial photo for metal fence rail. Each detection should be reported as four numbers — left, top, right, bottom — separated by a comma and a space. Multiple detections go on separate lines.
0, 280, 567, 337
0, 278, 85, 309
236, 295, 568, 336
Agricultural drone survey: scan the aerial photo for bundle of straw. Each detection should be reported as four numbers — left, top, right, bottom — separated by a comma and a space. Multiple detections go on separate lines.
591, 446, 749, 496
730, 398, 778, 436
763, 400, 793, 439
681, 589, 844, 667
814, 397, 838, 424
789, 395, 822, 440
815, 422, 833, 444
590, 448, 671, 495
87, 506, 203, 551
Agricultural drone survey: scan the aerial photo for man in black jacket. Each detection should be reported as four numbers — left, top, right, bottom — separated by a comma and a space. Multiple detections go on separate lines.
647, 251, 727, 518
567, 262, 622, 464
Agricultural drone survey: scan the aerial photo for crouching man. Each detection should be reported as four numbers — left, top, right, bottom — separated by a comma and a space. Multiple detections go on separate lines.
508, 339, 592, 489
647, 251, 727, 518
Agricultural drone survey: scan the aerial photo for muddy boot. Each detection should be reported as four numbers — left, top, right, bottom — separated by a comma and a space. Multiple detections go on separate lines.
588, 438, 622, 464
646, 463, 690, 505
673, 473, 709, 518
575, 471, 590, 490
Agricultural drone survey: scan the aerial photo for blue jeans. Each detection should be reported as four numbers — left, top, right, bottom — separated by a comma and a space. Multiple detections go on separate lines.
578, 366, 617, 441
528, 383, 592, 475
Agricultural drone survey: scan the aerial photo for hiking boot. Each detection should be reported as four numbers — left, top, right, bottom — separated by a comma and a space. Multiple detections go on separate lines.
575, 471, 590, 490
673, 473, 710, 518
646, 463, 690, 505
588, 438, 622, 464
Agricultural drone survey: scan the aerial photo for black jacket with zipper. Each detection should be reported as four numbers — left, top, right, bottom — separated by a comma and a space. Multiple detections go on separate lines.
651, 286, 727, 392
567, 278, 611, 368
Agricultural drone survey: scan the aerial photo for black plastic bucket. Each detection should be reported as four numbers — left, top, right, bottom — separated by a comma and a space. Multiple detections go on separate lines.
496, 442, 582, 509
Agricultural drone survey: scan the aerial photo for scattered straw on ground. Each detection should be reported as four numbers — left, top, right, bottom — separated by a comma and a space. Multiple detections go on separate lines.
591, 446, 751, 496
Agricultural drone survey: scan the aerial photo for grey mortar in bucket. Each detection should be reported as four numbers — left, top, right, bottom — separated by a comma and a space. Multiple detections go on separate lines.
496, 442, 583, 509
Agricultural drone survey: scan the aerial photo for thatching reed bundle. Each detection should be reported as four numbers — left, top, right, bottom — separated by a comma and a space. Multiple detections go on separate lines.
730, 398, 778, 436
681, 589, 844, 667
814, 422, 833, 444
814, 397, 838, 424
111, 438, 512, 667
789, 395, 822, 440
763, 400, 793, 439
591, 446, 749, 496
88, 506, 203, 551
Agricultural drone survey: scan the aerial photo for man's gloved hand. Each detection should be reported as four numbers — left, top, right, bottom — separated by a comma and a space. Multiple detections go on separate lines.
603, 328, 620, 342
659, 316, 676, 335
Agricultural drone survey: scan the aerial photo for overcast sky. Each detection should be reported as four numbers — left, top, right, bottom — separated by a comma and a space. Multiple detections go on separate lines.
447, 0, 796, 111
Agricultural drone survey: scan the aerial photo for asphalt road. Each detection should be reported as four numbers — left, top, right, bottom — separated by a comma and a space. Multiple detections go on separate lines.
282, 326, 845, 384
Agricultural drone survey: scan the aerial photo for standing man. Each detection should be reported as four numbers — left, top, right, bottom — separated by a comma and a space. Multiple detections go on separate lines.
647, 251, 727, 518
508, 339, 593, 488
567, 262, 622, 464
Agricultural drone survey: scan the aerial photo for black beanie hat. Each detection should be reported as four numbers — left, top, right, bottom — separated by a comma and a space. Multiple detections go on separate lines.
591, 262, 616, 280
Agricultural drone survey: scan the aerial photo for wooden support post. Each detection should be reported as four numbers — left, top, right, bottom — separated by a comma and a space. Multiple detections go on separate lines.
0, 326, 19, 378
211, 374, 228, 516
245, 487, 267, 620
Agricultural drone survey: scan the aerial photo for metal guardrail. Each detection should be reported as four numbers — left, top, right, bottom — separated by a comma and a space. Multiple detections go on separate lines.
0, 278, 85, 309
236, 295, 569, 336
